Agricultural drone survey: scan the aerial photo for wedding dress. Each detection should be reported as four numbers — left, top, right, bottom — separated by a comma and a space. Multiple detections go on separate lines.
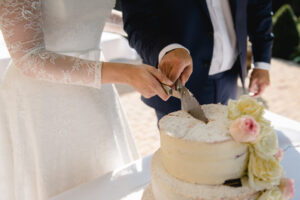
0, 0, 139, 199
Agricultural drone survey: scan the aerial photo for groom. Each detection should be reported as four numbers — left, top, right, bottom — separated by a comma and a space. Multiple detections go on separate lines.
121, 0, 273, 119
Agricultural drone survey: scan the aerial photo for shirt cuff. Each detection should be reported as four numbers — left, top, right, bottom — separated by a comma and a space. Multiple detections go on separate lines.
254, 62, 270, 70
158, 43, 190, 63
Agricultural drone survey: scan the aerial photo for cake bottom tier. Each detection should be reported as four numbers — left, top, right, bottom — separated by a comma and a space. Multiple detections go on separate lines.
142, 184, 155, 200
145, 150, 261, 200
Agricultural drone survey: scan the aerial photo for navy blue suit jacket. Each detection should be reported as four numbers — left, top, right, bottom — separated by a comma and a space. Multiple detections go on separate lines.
121, 0, 273, 114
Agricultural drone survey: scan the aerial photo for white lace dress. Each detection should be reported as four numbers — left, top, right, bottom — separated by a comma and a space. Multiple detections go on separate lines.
0, 0, 139, 199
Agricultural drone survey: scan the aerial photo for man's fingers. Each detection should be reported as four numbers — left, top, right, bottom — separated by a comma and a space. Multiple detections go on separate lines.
158, 48, 193, 84
254, 83, 267, 97
180, 64, 193, 85
249, 69, 270, 97
169, 64, 184, 83
158, 62, 168, 77
149, 68, 173, 86
249, 78, 258, 93
158, 60, 173, 80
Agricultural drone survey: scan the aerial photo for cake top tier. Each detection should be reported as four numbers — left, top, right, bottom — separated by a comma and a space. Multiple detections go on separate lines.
159, 104, 232, 142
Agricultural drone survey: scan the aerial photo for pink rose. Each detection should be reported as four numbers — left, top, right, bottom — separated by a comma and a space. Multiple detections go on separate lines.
229, 116, 260, 143
275, 148, 284, 161
279, 178, 295, 200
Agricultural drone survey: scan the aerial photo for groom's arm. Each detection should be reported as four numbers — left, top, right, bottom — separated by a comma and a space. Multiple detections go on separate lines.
121, 0, 176, 67
247, 0, 273, 68
121, 0, 193, 84
247, 0, 273, 96
121, 0, 175, 66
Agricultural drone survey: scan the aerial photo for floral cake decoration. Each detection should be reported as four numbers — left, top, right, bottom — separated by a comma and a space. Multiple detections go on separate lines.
228, 95, 294, 200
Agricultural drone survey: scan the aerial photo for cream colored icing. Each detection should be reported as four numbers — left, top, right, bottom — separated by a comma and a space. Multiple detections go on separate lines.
159, 104, 232, 142
147, 150, 260, 200
159, 105, 249, 184
160, 129, 248, 184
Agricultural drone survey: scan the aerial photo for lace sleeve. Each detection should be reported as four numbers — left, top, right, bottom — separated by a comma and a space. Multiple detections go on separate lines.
0, 0, 102, 88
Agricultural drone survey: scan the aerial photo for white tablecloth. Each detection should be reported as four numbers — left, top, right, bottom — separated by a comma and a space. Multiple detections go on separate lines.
52, 111, 300, 200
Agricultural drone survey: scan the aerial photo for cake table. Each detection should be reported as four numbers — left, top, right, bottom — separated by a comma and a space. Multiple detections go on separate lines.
51, 111, 300, 200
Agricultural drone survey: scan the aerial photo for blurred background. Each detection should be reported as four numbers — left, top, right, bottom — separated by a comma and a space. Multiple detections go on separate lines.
0, 1, 300, 158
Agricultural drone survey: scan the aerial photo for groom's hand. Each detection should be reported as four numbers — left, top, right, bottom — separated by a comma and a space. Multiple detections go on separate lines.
158, 48, 193, 85
249, 68, 270, 97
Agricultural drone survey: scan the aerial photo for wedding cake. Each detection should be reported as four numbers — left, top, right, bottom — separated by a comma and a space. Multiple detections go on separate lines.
142, 96, 294, 200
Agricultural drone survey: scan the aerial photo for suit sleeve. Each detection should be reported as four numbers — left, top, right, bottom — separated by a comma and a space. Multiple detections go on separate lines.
121, 0, 176, 67
247, 0, 273, 64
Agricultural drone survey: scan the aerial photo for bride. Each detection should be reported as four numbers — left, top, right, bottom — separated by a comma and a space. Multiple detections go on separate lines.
0, 0, 172, 199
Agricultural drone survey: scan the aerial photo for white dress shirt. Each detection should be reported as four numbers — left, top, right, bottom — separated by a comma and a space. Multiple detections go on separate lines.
158, 0, 270, 75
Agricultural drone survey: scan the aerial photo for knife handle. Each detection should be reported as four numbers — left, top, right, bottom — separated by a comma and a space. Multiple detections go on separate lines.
161, 84, 181, 99
175, 80, 183, 91
162, 84, 173, 96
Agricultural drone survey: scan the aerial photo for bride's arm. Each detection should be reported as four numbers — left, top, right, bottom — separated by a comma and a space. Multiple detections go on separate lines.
0, 0, 171, 100
0, 0, 106, 88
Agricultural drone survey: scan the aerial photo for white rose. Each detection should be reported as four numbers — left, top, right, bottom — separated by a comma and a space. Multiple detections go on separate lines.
257, 187, 283, 200
254, 129, 278, 160
248, 148, 283, 190
228, 95, 264, 121
228, 100, 241, 120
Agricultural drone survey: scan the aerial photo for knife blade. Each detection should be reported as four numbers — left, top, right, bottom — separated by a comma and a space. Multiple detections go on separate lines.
180, 85, 209, 123
162, 83, 209, 123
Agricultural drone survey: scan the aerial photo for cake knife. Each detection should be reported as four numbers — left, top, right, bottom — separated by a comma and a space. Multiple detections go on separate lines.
162, 82, 209, 123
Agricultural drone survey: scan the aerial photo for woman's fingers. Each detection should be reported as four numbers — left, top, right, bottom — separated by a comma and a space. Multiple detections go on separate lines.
150, 78, 170, 101
148, 68, 171, 101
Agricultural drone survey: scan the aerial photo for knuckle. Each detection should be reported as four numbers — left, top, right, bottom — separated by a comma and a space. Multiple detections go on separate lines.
165, 57, 180, 66
146, 66, 153, 72
151, 83, 159, 90
147, 92, 155, 98
159, 60, 167, 66
143, 93, 151, 98
161, 57, 171, 65
177, 59, 186, 67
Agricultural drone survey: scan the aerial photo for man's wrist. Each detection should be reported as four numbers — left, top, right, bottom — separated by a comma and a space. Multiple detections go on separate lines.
158, 44, 190, 63
254, 62, 270, 71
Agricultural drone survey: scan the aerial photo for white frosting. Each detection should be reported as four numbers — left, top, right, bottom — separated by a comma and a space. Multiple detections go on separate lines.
142, 184, 155, 200
159, 104, 232, 142
148, 150, 260, 200
160, 129, 248, 184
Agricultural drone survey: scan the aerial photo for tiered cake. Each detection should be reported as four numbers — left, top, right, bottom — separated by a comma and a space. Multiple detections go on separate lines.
142, 96, 294, 200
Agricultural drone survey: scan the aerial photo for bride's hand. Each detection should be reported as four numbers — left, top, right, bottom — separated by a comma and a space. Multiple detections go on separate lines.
102, 62, 172, 101
125, 64, 172, 101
